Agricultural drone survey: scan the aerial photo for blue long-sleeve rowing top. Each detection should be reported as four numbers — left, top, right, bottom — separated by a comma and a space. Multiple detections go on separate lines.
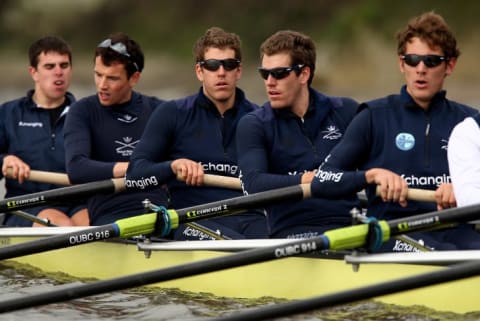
311, 85, 478, 220
0, 90, 75, 197
236, 88, 360, 236
64, 92, 168, 224
126, 87, 259, 209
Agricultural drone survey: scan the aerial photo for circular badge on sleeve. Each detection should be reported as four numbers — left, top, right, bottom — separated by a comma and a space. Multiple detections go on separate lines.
395, 133, 415, 151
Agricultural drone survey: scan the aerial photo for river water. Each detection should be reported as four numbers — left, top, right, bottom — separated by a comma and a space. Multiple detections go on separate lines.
0, 261, 479, 321
0, 262, 313, 321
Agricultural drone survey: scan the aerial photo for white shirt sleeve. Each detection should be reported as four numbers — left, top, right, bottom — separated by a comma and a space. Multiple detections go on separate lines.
448, 117, 480, 207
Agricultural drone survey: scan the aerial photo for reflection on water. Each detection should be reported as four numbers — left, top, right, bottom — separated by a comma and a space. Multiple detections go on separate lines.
0, 262, 296, 321
0, 262, 478, 321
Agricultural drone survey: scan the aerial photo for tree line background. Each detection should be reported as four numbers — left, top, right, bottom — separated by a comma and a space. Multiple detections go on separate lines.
1, 0, 479, 105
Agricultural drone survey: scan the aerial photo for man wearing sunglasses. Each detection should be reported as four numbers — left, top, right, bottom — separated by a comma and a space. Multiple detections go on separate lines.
126, 27, 267, 240
64, 32, 168, 226
236, 30, 359, 239
311, 12, 480, 251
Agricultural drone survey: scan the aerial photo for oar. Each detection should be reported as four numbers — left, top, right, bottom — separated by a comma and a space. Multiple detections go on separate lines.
0, 212, 158, 260
0, 184, 309, 260
401, 187, 435, 202
176, 172, 242, 190
0, 181, 443, 260
1, 201, 480, 312
160, 183, 310, 235
161, 181, 435, 236
0, 179, 441, 259
181, 174, 435, 250
0, 177, 125, 213
177, 172, 436, 202
209, 260, 480, 321
6, 168, 71, 185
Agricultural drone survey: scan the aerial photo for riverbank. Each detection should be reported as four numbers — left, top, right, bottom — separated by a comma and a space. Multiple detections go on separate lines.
1, 34, 479, 107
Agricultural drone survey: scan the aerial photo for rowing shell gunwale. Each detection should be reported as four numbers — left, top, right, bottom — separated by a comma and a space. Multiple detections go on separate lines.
0, 227, 479, 314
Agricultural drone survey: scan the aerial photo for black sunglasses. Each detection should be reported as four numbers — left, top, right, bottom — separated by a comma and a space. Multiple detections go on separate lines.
97, 38, 139, 71
198, 59, 240, 71
401, 54, 449, 68
258, 64, 305, 80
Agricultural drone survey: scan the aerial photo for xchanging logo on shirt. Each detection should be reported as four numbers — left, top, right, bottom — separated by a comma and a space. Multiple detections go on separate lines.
125, 176, 159, 189
182, 225, 218, 240
18, 121, 43, 128
288, 169, 317, 175
314, 169, 343, 182
201, 162, 238, 176
287, 168, 342, 183
401, 174, 450, 187
392, 239, 424, 252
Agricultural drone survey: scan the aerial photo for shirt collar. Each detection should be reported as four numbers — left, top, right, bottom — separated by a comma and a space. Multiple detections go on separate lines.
197, 87, 244, 117
400, 85, 447, 110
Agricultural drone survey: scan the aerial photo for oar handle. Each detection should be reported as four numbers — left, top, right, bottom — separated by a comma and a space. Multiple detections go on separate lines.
0, 177, 126, 213
177, 173, 437, 203
375, 186, 435, 202
6, 168, 71, 185
204, 174, 242, 189
176, 172, 242, 190
5, 167, 126, 192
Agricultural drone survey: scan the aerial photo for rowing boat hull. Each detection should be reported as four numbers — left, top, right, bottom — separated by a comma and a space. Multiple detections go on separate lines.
0, 228, 479, 314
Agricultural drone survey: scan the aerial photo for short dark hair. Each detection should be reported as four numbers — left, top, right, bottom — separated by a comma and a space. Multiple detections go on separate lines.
95, 32, 144, 78
28, 36, 72, 68
260, 30, 316, 85
396, 12, 460, 59
193, 27, 242, 62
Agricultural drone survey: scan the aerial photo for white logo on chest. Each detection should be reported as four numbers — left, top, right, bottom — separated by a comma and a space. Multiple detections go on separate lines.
115, 137, 139, 156
322, 125, 342, 140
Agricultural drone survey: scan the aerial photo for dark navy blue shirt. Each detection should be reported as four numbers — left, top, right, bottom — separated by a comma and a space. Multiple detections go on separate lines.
64, 92, 168, 225
127, 88, 259, 208
311, 86, 478, 220
126, 88, 268, 239
236, 88, 359, 236
0, 90, 75, 197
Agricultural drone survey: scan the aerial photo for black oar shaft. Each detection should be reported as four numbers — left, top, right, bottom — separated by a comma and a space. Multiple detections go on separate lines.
0, 213, 158, 260
388, 204, 480, 234
0, 225, 118, 260
0, 237, 328, 313
0, 178, 124, 213
170, 184, 309, 227
210, 260, 480, 321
